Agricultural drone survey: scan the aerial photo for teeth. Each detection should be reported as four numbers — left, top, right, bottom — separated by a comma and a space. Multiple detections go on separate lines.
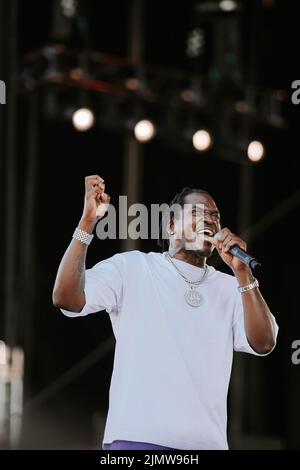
197, 229, 214, 236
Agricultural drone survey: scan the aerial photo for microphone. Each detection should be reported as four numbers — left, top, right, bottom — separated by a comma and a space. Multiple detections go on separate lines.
229, 245, 261, 270
214, 233, 261, 270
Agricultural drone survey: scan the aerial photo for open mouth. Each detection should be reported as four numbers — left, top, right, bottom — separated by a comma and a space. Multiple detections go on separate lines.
197, 228, 215, 237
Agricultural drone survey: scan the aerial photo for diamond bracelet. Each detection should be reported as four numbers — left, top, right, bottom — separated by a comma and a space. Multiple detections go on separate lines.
72, 227, 94, 246
238, 277, 259, 293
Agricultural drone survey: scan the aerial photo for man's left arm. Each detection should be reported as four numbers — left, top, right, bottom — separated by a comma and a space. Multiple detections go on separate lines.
233, 267, 276, 354
207, 227, 276, 354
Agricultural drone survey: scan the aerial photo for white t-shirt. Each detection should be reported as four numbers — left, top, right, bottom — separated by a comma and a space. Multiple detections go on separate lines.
61, 250, 279, 450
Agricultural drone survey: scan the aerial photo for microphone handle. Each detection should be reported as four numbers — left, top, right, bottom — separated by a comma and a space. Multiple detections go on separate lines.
229, 245, 261, 271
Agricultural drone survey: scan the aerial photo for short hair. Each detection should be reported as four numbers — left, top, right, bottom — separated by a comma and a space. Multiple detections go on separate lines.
157, 186, 211, 252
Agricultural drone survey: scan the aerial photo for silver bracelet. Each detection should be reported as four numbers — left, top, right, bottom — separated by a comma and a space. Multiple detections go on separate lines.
72, 227, 94, 246
238, 277, 259, 293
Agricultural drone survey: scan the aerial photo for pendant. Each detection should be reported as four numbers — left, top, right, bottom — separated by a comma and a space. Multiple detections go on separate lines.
185, 287, 203, 307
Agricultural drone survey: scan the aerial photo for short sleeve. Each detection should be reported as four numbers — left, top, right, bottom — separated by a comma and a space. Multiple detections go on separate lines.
233, 289, 279, 356
61, 253, 124, 318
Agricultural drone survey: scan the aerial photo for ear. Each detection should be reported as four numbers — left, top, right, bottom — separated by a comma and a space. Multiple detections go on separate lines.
167, 221, 174, 236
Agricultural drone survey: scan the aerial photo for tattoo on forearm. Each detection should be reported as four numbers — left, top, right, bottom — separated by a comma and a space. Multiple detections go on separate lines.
74, 251, 86, 276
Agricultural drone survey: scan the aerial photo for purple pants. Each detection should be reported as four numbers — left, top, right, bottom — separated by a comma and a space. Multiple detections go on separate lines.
103, 440, 176, 450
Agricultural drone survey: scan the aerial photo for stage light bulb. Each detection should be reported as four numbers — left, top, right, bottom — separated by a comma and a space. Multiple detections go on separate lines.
247, 140, 265, 162
72, 108, 94, 132
192, 130, 212, 151
134, 120, 156, 142
220, 0, 238, 12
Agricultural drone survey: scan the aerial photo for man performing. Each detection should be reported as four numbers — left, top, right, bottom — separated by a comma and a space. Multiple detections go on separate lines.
53, 175, 278, 450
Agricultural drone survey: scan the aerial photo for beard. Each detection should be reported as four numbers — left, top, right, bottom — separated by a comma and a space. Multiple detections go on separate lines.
169, 233, 214, 257
184, 247, 213, 259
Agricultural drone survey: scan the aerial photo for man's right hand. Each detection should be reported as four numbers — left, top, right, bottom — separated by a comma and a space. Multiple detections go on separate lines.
53, 174, 110, 312
80, 175, 110, 230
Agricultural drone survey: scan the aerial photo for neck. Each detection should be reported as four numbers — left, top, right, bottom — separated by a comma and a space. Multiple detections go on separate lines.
172, 249, 207, 268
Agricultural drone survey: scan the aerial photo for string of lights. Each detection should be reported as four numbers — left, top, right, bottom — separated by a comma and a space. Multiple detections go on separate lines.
20, 44, 287, 162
